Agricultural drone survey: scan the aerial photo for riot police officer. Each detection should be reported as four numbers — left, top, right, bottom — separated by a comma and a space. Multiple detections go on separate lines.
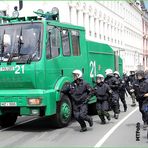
93, 74, 112, 124
114, 71, 127, 112
62, 69, 93, 132
104, 69, 120, 119
133, 70, 148, 129
127, 71, 137, 106
144, 70, 148, 79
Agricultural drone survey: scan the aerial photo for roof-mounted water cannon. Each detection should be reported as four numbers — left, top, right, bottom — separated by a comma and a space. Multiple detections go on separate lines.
33, 7, 59, 21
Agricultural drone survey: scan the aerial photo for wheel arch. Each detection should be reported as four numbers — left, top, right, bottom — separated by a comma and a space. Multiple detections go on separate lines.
54, 76, 71, 102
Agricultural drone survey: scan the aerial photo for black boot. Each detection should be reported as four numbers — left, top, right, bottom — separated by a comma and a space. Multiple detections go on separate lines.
88, 117, 93, 127
143, 122, 148, 130
106, 114, 111, 121
104, 111, 111, 121
101, 119, 106, 124
131, 102, 136, 107
114, 113, 119, 119
80, 127, 87, 132
124, 105, 127, 112
99, 115, 106, 124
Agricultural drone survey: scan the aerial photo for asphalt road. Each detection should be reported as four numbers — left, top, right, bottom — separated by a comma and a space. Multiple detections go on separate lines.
0, 96, 148, 148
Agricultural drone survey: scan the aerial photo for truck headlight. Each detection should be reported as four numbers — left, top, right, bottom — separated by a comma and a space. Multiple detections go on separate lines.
28, 98, 41, 105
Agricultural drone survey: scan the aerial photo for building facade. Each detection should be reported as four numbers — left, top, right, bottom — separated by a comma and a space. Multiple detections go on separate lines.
141, 1, 148, 70
0, 0, 145, 73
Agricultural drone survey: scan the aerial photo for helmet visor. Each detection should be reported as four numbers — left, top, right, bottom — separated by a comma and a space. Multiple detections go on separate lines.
73, 73, 79, 80
114, 74, 119, 78
96, 77, 104, 83
136, 74, 143, 80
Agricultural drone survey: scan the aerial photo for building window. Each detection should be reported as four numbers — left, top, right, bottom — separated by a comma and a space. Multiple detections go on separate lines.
76, 9, 79, 25
46, 26, 60, 59
69, 6, 72, 23
83, 12, 85, 27
103, 22, 105, 39
94, 18, 97, 37
61, 30, 70, 56
89, 15, 91, 36
71, 30, 80, 56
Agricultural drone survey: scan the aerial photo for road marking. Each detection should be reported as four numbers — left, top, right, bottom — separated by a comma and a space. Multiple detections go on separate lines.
0, 117, 38, 132
94, 107, 138, 147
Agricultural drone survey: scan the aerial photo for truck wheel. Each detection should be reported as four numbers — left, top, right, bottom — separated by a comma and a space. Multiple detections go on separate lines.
0, 113, 17, 128
50, 94, 72, 128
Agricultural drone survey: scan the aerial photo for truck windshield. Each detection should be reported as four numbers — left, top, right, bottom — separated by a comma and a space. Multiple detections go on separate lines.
0, 23, 42, 63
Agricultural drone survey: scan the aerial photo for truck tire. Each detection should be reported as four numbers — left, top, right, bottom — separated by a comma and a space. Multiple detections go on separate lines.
0, 113, 17, 128
50, 94, 72, 128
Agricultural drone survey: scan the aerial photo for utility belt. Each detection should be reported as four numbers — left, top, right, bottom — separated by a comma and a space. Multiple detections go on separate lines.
73, 100, 87, 105
72, 96, 87, 105
72, 92, 88, 102
111, 99, 119, 105
141, 101, 148, 113
97, 95, 107, 101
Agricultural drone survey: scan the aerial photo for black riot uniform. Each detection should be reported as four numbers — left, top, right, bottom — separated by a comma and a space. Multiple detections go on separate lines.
123, 73, 129, 93
62, 78, 93, 132
114, 72, 127, 112
127, 71, 137, 106
105, 74, 120, 119
144, 70, 148, 80
133, 70, 148, 129
93, 81, 112, 124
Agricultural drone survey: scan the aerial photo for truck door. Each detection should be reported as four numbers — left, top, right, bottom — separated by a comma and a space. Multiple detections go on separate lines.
45, 25, 87, 88
61, 29, 84, 74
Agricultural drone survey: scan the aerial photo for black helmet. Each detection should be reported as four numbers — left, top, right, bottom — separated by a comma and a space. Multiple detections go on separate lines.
130, 71, 135, 75
136, 70, 144, 79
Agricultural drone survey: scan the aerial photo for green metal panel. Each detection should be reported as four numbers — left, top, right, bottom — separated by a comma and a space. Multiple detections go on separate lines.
118, 56, 123, 77
86, 41, 115, 80
20, 107, 31, 115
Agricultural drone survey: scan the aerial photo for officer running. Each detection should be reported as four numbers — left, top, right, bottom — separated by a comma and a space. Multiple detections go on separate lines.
144, 70, 148, 79
62, 69, 93, 132
127, 71, 137, 106
104, 69, 120, 119
93, 74, 112, 124
133, 70, 148, 130
114, 71, 127, 112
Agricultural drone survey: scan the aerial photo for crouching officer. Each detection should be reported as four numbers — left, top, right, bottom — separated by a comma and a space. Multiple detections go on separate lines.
133, 70, 148, 129
93, 74, 112, 124
61, 69, 93, 132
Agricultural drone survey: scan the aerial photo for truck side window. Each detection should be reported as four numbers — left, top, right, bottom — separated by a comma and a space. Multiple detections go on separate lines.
47, 26, 60, 59
71, 30, 80, 56
61, 30, 70, 56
